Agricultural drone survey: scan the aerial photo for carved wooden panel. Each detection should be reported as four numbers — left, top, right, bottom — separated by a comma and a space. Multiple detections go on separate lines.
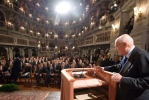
17, 38, 27, 45
96, 31, 110, 42
29, 41, 36, 46
0, 35, 14, 44
41, 47, 46, 51
85, 36, 93, 44
80, 40, 85, 45
50, 48, 54, 51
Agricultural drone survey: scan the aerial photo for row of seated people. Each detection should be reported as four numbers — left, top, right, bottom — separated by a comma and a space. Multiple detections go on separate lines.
34, 61, 63, 87
0, 61, 62, 87
33, 55, 121, 87
0, 54, 121, 87
0, 57, 91, 86
33, 58, 92, 87
97, 54, 120, 67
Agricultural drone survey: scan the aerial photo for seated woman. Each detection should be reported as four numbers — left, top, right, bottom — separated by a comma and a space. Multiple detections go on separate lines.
0, 60, 9, 83
3, 61, 12, 83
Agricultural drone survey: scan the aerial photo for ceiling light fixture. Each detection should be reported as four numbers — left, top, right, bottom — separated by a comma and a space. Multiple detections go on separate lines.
55, 2, 71, 14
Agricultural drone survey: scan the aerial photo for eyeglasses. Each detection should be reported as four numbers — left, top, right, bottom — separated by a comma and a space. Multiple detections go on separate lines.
115, 43, 123, 48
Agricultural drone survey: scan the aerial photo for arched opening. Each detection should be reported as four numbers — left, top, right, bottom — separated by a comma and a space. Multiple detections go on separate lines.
0, 47, 7, 60
95, 48, 101, 56
88, 49, 91, 55
32, 49, 37, 57
8, 15, 20, 31
13, 48, 20, 58
13, 17, 20, 31
0, 0, 4, 4
0, 11, 5, 27
13, 0, 19, 11
24, 48, 28, 58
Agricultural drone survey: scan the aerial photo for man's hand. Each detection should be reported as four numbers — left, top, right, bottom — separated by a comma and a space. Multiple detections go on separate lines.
94, 66, 104, 72
111, 72, 122, 82
88, 66, 104, 75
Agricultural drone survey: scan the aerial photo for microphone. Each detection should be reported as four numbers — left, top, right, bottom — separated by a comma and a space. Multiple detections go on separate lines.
79, 65, 86, 78
73, 72, 79, 78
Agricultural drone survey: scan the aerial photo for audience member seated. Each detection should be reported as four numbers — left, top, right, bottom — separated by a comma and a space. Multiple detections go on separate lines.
53, 60, 61, 74
75, 59, 83, 68
100, 54, 112, 67
0, 65, 3, 82
97, 54, 104, 66
46, 63, 54, 87
35, 63, 45, 86
19, 63, 32, 82
64, 59, 70, 69
4, 62, 13, 83
111, 55, 120, 65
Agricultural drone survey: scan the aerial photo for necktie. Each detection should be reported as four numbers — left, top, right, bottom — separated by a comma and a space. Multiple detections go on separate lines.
121, 56, 128, 67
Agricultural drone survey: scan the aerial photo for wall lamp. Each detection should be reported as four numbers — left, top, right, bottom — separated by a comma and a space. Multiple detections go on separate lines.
46, 45, 49, 49
20, 26, 25, 30
65, 46, 68, 50
37, 32, 40, 36
45, 33, 49, 37
54, 34, 58, 38
38, 44, 41, 48
55, 46, 58, 49
112, 24, 118, 32
134, 7, 142, 18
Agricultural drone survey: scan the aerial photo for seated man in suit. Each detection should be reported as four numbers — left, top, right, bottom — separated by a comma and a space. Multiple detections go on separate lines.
35, 63, 44, 86
96, 34, 149, 100
46, 63, 54, 87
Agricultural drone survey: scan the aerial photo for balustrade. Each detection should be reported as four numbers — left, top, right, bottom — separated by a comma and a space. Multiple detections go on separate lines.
0, 35, 14, 44
17, 38, 27, 45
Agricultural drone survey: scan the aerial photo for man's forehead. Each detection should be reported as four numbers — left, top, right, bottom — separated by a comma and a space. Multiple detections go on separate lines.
115, 39, 121, 44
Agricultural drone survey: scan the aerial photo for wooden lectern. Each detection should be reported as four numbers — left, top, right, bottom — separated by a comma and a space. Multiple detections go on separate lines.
60, 68, 116, 100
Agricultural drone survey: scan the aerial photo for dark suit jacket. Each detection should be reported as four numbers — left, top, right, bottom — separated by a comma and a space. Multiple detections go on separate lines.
101, 58, 112, 67
47, 67, 54, 75
36, 67, 44, 75
11, 58, 21, 79
104, 47, 149, 100
53, 64, 61, 73
64, 63, 70, 69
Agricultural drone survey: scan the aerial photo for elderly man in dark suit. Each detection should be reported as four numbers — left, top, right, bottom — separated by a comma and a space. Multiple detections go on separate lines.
97, 34, 149, 100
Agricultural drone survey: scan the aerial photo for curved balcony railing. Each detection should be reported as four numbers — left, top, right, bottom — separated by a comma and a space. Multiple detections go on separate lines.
0, 1, 116, 38
0, 34, 14, 44
0, 0, 117, 49
0, 20, 79, 44
1, 0, 116, 30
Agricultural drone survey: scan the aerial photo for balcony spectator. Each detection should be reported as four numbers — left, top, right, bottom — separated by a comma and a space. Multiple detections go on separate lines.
13, 0, 19, 11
